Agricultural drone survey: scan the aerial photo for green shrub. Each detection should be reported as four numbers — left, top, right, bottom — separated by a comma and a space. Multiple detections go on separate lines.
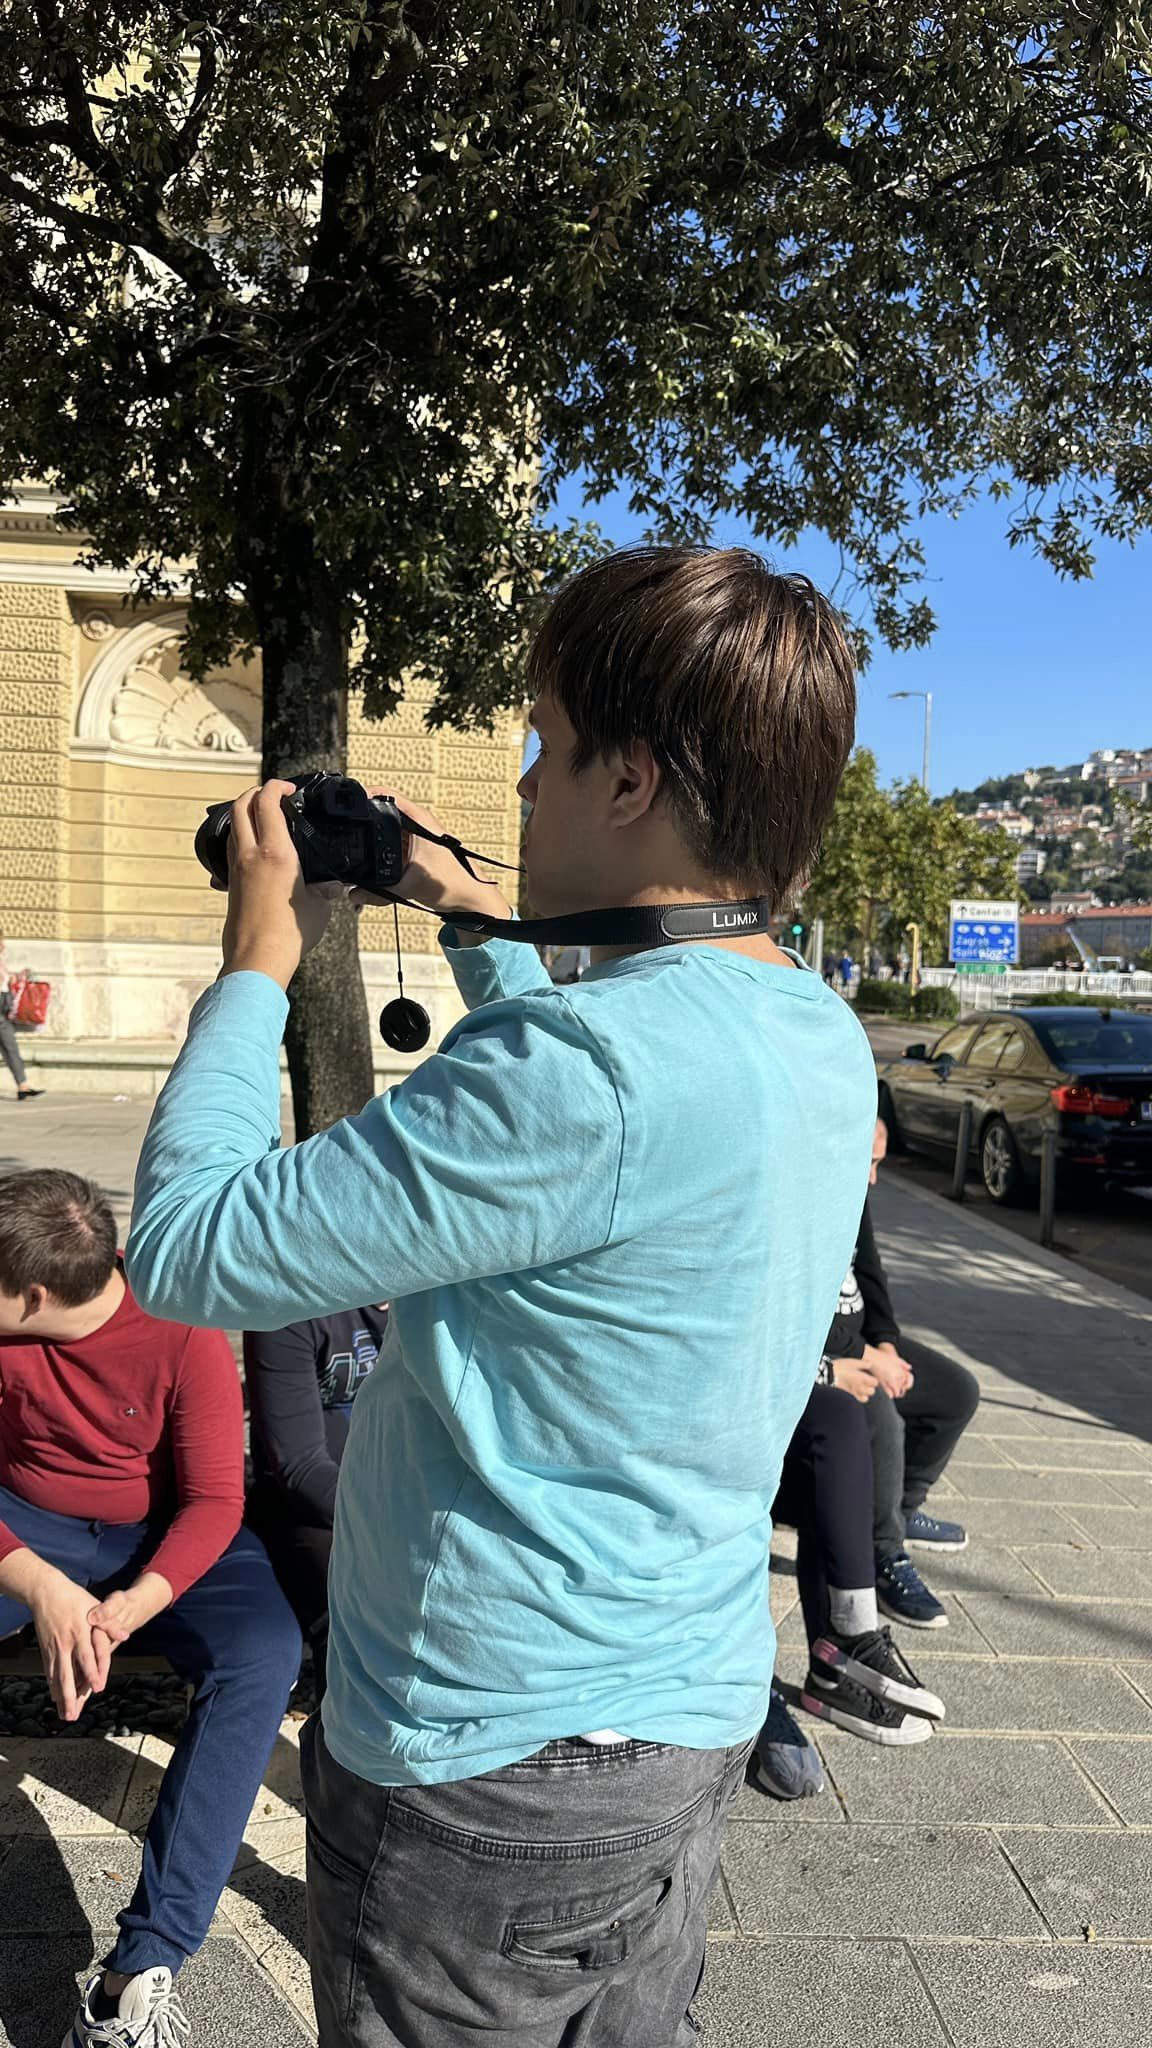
913, 985, 959, 1020
856, 980, 959, 1021
856, 979, 912, 1015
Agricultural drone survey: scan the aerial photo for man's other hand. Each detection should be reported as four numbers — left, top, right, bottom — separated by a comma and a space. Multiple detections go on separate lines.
29, 1567, 127, 1721
220, 781, 343, 989
831, 1360, 879, 1404
351, 792, 513, 938
862, 1342, 914, 1398
88, 1572, 173, 1644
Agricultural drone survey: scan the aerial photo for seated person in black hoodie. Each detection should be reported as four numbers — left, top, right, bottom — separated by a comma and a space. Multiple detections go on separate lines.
823, 1118, 980, 1630
244, 1306, 388, 1693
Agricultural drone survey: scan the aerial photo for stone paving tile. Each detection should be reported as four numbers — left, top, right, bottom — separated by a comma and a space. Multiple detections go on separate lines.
992, 1416, 1152, 1447
727, 1778, 847, 1824
900, 1545, 1054, 1597
961, 1595, 1152, 1663
1070, 1740, 1152, 1824
0, 1834, 138, 1932
722, 1822, 1044, 1939
945, 1500, 1096, 1546
1105, 1473, 1152, 1508
696, 1937, 952, 2048
0, 1934, 312, 2048
1016, 1545, 1152, 1598
999, 1829, 1152, 1940
0, 1834, 232, 1938
1062, 1504, 1152, 1549
996, 1440, 1152, 1474
908, 1658, 1152, 1736
913, 1939, 1152, 2048
949, 1440, 1016, 1467
0, 1736, 140, 1836
949, 1470, 1137, 1508
818, 1731, 1112, 1827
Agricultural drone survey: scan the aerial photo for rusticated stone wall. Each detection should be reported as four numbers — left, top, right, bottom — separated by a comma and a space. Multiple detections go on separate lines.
0, 582, 72, 942
0, 578, 525, 1054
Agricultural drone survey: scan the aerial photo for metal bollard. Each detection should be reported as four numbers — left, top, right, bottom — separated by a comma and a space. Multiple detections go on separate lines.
1039, 1125, 1057, 1249
950, 1100, 973, 1202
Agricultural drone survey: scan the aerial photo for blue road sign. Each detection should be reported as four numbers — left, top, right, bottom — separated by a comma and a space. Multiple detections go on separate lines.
949, 897, 1019, 966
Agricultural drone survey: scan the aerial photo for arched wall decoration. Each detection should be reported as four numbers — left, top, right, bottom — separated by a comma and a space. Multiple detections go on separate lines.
74, 611, 261, 772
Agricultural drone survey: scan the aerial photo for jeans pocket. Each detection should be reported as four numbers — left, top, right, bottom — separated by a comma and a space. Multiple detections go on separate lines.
503, 1870, 675, 1973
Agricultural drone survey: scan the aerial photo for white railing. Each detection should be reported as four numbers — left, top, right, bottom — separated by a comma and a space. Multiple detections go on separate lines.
919, 966, 1152, 1012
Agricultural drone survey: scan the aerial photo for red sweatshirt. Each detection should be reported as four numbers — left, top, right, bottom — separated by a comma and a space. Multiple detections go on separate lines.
0, 1274, 243, 1602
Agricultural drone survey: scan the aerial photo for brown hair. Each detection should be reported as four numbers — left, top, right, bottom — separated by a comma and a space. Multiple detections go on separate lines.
528, 546, 857, 907
0, 1169, 118, 1307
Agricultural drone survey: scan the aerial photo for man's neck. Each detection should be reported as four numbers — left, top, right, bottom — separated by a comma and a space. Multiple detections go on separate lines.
587, 881, 796, 969
32, 1268, 127, 1344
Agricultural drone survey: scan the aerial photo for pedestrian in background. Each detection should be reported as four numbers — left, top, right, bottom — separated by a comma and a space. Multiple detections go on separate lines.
0, 930, 43, 1100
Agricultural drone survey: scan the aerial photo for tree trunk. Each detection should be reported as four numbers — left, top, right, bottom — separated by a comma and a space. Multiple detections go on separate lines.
254, 529, 376, 1137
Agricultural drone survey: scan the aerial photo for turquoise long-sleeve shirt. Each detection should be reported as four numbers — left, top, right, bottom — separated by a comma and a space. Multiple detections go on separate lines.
127, 934, 876, 1785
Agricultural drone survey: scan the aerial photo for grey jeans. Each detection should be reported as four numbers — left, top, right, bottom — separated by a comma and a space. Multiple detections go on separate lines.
867, 1336, 981, 1556
0, 1015, 27, 1088
300, 1714, 753, 2048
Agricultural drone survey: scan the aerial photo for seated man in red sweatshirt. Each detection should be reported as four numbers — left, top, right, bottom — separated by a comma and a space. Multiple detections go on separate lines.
0, 1168, 301, 2048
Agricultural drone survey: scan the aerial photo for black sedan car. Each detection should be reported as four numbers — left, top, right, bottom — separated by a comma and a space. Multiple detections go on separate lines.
876, 1006, 1152, 1203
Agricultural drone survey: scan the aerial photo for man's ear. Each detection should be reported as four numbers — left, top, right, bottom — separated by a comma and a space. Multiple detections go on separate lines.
607, 739, 663, 827
20, 1285, 47, 1323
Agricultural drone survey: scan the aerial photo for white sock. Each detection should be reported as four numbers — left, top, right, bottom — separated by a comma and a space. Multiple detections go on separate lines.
828, 1586, 878, 1637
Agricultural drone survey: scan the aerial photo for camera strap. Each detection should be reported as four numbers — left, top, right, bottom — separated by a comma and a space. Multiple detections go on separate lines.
387, 894, 777, 947
398, 819, 777, 947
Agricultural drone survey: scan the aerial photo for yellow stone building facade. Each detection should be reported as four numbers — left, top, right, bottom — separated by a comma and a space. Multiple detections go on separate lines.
0, 489, 525, 1092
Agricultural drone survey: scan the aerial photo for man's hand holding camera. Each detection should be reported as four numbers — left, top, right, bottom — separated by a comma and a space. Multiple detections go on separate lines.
219, 781, 512, 987
351, 790, 513, 944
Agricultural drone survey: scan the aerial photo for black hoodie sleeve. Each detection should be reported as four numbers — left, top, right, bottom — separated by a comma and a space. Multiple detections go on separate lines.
244, 1319, 342, 1527
855, 1197, 901, 1347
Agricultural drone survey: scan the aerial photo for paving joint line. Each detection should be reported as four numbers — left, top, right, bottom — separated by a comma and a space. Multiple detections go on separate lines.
901, 1933, 963, 2048
991, 1825, 1062, 1938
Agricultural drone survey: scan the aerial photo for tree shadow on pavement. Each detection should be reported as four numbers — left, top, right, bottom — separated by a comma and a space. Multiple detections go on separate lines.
0, 1727, 307, 2048
873, 1180, 1152, 1447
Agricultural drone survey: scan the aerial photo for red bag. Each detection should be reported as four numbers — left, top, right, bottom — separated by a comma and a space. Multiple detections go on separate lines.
8, 974, 51, 1027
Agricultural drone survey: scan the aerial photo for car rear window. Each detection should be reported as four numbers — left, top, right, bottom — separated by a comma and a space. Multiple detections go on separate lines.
1030, 1012, 1152, 1065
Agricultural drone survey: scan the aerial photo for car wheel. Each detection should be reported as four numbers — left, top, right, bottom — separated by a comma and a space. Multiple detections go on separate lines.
981, 1117, 1024, 1205
877, 1083, 905, 1153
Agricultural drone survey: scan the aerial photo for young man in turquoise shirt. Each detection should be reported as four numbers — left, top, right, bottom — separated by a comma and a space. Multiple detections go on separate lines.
127, 546, 876, 2048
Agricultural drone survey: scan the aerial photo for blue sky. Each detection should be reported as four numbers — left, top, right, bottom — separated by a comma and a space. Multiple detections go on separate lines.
549, 475, 1152, 798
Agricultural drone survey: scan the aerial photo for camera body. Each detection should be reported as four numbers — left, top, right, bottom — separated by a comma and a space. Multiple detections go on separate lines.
195, 773, 407, 893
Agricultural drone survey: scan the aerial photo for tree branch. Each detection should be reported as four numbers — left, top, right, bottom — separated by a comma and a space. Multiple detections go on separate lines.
169, 35, 219, 175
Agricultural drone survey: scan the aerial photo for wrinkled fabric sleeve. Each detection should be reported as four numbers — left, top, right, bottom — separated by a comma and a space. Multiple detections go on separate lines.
144, 1328, 245, 1600
126, 971, 625, 1331
439, 928, 553, 1009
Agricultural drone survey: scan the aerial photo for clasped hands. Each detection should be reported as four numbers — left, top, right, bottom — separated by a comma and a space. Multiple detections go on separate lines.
831, 1343, 915, 1405
11, 1556, 173, 1723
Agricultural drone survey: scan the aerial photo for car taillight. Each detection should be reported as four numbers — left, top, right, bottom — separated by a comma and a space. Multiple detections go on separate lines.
1051, 1084, 1133, 1118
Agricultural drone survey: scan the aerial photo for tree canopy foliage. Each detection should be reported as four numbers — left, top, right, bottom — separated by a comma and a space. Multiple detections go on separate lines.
2, 3, 1151, 1123
806, 750, 1018, 959
2, 3, 1152, 726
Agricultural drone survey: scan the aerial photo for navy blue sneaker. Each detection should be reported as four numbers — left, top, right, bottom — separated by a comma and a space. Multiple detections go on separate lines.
905, 1509, 968, 1552
875, 1550, 948, 1629
752, 1685, 826, 1800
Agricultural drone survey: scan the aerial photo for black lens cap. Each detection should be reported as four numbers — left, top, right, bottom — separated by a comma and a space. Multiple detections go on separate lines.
378, 998, 431, 1053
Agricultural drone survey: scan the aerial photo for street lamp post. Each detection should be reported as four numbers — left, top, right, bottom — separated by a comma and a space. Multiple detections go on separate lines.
889, 689, 933, 795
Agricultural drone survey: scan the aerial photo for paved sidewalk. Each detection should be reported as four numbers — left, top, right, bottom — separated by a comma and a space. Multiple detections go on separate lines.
1, 1107, 1151, 2045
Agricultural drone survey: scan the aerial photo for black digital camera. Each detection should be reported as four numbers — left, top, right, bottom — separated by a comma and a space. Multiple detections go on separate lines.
195, 773, 410, 894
